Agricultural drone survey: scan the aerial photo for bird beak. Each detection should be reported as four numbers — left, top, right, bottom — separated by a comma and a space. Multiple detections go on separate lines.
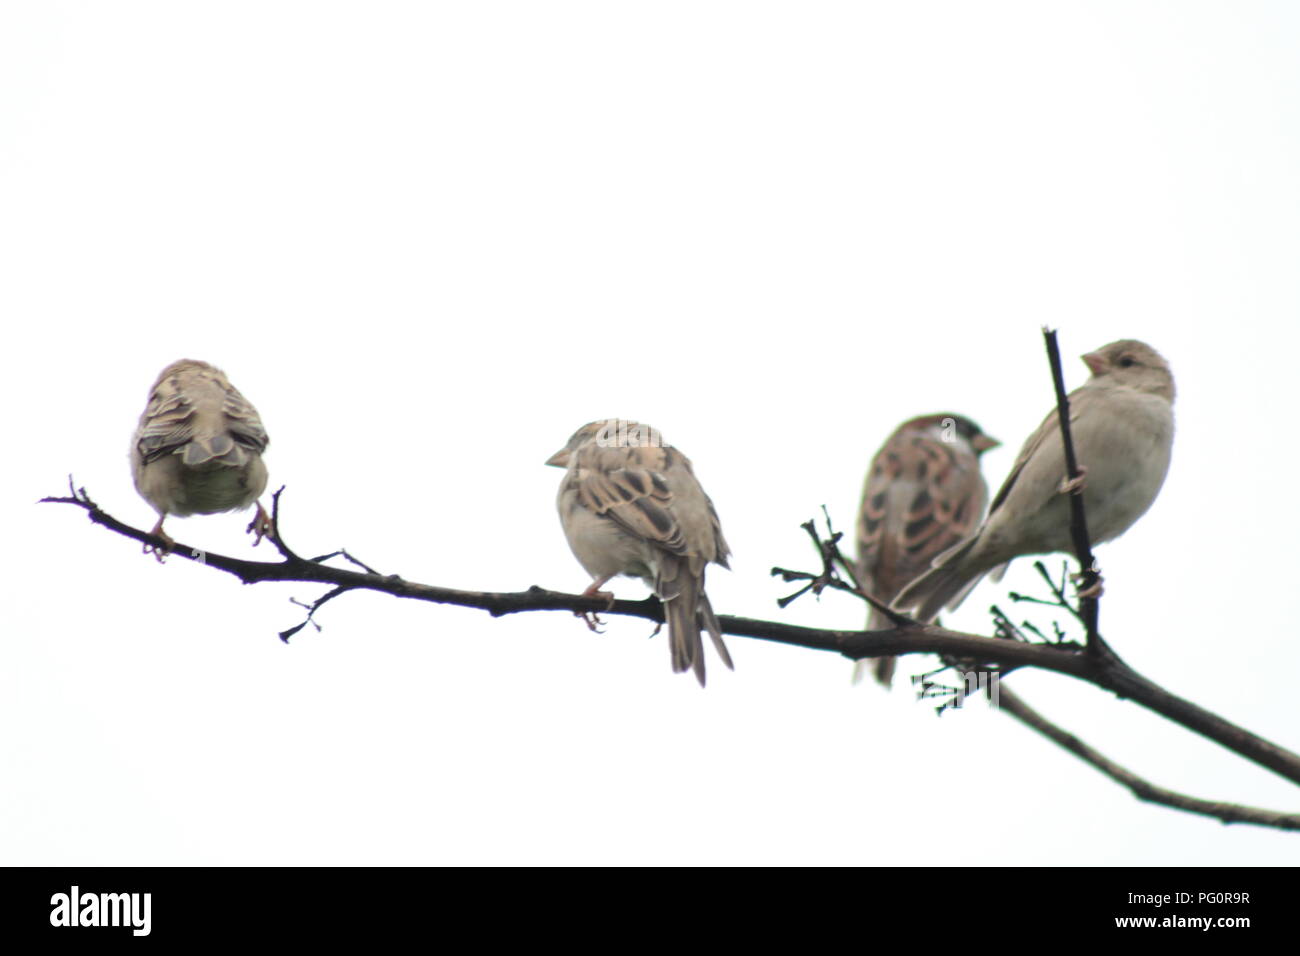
1082, 350, 1107, 376
973, 434, 1000, 452
545, 448, 571, 468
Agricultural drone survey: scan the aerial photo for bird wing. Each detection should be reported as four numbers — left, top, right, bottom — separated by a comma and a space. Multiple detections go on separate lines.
136, 366, 268, 467
570, 440, 729, 567
570, 441, 690, 557
986, 387, 1092, 517
858, 427, 988, 602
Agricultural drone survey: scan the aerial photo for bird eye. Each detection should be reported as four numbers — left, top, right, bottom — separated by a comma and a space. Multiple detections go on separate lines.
1118, 355, 1137, 368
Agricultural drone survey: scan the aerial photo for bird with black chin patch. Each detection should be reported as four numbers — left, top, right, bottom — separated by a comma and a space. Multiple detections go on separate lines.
854, 413, 998, 687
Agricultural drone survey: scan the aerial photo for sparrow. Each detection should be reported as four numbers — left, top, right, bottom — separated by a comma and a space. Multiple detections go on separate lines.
893, 339, 1175, 622
131, 359, 271, 558
853, 414, 998, 687
546, 419, 733, 686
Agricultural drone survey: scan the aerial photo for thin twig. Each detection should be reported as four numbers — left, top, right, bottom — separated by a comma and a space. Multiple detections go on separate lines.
769, 509, 907, 624
281, 585, 357, 641
1042, 328, 1102, 647
998, 685, 1300, 830
307, 549, 383, 575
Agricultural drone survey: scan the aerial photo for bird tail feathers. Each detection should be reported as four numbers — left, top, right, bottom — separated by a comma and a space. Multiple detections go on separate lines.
664, 569, 732, 688
852, 606, 897, 688
181, 433, 252, 468
893, 536, 986, 623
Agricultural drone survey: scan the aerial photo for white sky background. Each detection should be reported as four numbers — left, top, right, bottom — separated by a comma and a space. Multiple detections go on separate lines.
2, 2, 1298, 865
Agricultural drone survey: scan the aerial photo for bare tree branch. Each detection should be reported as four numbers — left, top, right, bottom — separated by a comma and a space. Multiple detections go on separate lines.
998, 685, 1300, 830
41, 481, 1300, 819
45, 338, 1294, 837
770, 507, 907, 625
36, 320, 1300, 837
779, 511, 1300, 824
1042, 327, 1103, 648
38, 483, 1093, 666
966, 329, 1300, 831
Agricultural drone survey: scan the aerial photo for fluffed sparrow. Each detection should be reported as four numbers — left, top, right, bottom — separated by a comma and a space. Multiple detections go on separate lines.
894, 339, 1175, 622
854, 414, 998, 686
131, 359, 271, 558
546, 419, 733, 687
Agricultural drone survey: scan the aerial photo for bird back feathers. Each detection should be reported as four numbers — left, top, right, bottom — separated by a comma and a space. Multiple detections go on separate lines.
132, 360, 269, 519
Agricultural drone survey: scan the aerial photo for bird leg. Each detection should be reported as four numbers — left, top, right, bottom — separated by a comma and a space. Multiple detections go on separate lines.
246, 501, 273, 546
578, 578, 616, 632
1058, 464, 1089, 496
1071, 569, 1105, 600
144, 517, 175, 563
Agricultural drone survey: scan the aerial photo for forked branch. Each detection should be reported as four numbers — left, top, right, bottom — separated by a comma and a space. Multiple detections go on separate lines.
38, 329, 1300, 831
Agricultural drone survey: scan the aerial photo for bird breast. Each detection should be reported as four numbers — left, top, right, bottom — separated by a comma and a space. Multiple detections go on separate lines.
557, 484, 658, 586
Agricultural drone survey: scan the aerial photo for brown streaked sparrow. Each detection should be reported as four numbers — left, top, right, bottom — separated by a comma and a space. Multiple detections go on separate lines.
894, 339, 1175, 622
131, 359, 271, 558
546, 419, 732, 687
854, 414, 998, 687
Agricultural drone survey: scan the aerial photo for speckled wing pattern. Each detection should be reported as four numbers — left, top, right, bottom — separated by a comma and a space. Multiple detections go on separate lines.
136, 364, 269, 469
565, 436, 732, 684
570, 441, 730, 570
858, 430, 985, 597
856, 421, 988, 685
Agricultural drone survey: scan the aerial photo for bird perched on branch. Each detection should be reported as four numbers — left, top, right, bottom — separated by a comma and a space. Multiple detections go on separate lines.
894, 339, 1175, 622
546, 419, 732, 686
854, 413, 998, 687
131, 359, 271, 559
